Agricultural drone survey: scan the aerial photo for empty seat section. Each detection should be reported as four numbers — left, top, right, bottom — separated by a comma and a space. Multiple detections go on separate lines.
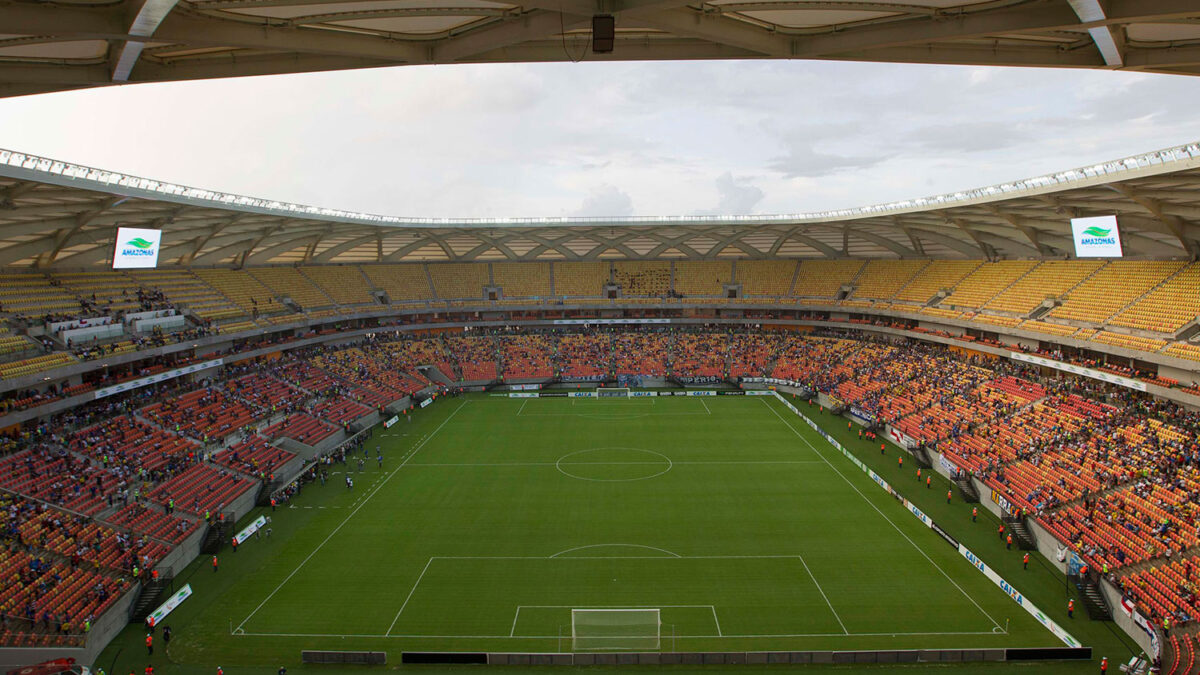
942, 260, 1037, 310
492, 262, 551, 299
1048, 260, 1183, 324
553, 262, 609, 298
1109, 262, 1200, 334
985, 260, 1102, 315
300, 265, 374, 306
893, 260, 981, 304
736, 260, 796, 298
792, 260, 863, 299
249, 267, 332, 309
674, 261, 732, 297
850, 260, 929, 301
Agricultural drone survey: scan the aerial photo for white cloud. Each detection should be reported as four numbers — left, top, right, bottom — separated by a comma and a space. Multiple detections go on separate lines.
0, 61, 1196, 218
572, 185, 634, 217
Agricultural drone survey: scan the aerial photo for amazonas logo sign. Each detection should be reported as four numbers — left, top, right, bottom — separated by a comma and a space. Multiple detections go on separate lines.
1070, 215, 1123, 258
1080, 225, 1115, 245
112, 227, 162, 269
123, 237, 156, 255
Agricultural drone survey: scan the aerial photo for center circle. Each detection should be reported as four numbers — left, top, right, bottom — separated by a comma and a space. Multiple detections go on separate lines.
555, 447, 673, 482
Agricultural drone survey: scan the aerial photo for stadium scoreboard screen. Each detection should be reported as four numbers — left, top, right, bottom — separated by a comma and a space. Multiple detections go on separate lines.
112, 226, 163, 269
1070, 215, 1123, 258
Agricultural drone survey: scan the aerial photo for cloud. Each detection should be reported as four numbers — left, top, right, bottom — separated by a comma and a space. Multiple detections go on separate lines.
571, 185, 634, 217
768, 141, 889, 179
0, 61, 1197, 218
902, 121, 1033, 153
696, 172, 765, 215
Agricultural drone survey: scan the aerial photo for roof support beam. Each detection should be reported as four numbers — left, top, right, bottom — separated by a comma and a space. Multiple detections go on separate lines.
767, 231, 841, 258
113, 0, 182, 81
1068, 0, 1123, 67
1108, 184, 1199, 258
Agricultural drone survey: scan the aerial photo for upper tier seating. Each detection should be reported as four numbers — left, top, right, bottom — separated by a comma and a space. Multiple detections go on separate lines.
674, 261, 732, 297
792, 260, 864, 298
850, 260, 929, 301
129, 270, 242, 321
250, 268, 333, 310
553, 262, 609, 297
893, 260, 981, 304
1048, 260, 1185, 325
492, 262, 551, 299
51, 272, 142, 314
300, 266, 375, 306
942, 261, 1038, 310
1109, 263, 1200, 335
613, 261, 670, 296
985, 260, 1103, 315
429, 263, 489, 300
361, 264, 434, 301
194, 269, 284, 317
0, 274, 79, 318
737, 260, 796, 297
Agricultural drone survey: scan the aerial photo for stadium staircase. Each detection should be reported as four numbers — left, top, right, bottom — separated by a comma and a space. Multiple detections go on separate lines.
953, 475, 980, 503
911, 446, 933, 469
256, 479, 281, 508
131, 570, 174, 621
1071, 574, 1114, 621
199, 516, 233, 555
419, 364, 455, 388
1003, 515, 1038, 551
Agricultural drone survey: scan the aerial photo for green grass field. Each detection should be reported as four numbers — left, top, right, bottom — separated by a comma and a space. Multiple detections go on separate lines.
96, 393, 1141, 674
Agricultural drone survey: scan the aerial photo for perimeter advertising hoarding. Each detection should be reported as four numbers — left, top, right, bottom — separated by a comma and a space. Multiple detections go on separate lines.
112, 227, 163, 269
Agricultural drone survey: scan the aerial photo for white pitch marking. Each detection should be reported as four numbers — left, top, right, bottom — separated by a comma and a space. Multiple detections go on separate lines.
235, 400, 469, 633
797, 554, 847, 635
232, 628, 1006, 639
760, 398, 1004, 632
387, 557, 435, 635
548, 543, 682, 558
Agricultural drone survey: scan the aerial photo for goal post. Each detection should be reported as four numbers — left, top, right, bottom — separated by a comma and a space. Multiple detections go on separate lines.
571, 608, 660, 651
595, 388, 631, 398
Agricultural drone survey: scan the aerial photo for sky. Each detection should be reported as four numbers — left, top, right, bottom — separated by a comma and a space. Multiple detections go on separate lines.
0, 60, 1198, 219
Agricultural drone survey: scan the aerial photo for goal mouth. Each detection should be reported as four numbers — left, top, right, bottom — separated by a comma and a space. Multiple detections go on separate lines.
572, 608, 661, 651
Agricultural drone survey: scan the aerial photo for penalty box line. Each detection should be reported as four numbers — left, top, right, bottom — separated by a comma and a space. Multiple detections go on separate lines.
510, 605, 722, 638
383, 553, 987, 639
759, 398, 1004, 633
235, 400, 470, 634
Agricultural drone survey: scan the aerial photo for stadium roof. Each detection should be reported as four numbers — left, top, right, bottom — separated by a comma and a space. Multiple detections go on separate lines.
1, 141, 1199, 268
2, 1, 1200, 97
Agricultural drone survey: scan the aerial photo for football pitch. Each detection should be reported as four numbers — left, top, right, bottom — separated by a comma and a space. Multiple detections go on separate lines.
153, 392, 1078, 669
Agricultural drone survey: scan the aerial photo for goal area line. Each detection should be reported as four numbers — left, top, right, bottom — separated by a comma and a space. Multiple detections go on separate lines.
231, 628, 1011, 639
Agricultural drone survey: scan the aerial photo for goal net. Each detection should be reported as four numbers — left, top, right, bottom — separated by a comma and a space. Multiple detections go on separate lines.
571, 608, 660, 651
596, 388, 631, 398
